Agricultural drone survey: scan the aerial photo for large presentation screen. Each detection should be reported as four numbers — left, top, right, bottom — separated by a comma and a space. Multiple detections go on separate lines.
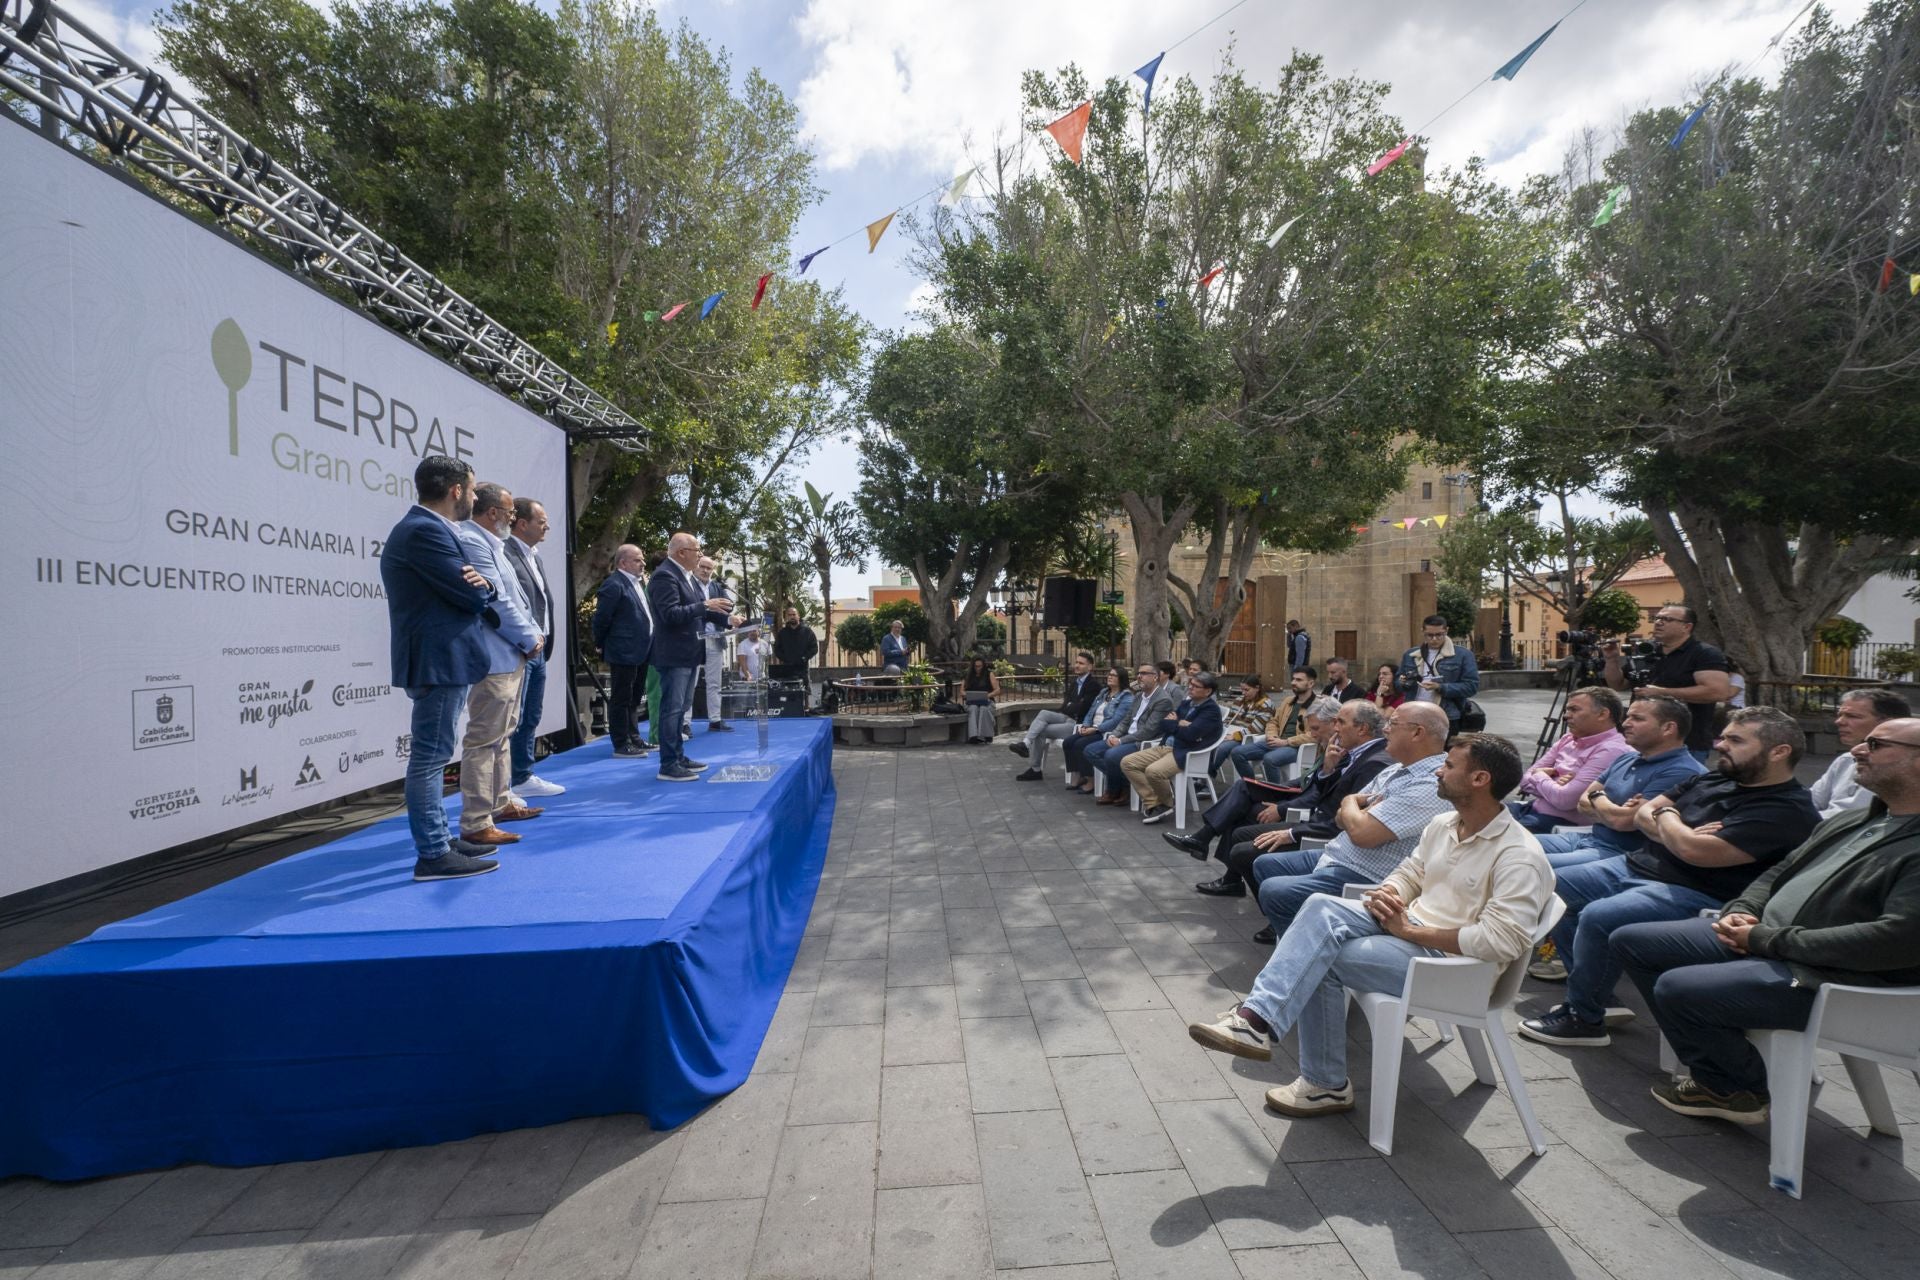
0, 122, 572, 899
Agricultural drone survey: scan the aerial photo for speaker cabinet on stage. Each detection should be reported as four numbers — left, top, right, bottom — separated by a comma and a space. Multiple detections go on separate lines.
1044, 577, 1098, 630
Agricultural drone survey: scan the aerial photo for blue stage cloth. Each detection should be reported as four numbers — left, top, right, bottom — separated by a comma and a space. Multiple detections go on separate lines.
0, 718, 834, 1180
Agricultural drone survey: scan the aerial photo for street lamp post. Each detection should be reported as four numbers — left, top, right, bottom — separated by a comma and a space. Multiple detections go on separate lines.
1499, 565, 1514, 668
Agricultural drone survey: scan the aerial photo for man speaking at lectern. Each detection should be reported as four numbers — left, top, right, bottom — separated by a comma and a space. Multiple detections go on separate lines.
649, 533, 737, 782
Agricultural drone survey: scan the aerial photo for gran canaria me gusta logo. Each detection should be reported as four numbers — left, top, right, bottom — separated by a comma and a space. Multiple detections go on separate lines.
210, 317, 252, 457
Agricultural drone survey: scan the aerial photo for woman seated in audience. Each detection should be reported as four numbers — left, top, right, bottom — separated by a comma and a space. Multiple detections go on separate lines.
1223, 674, 1275, 742
1063, 666, 1135, 792
1369, 662, 1405, 709
962, 656, 1001, 744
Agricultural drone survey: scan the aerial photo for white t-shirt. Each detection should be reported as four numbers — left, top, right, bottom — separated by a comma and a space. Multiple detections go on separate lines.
1410, 648, 1442, 703
738, 636, 764, 680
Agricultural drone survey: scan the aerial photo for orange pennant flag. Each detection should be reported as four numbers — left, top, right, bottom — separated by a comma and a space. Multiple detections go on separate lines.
866, 211, 896, 253
1044, 101, 1093, 165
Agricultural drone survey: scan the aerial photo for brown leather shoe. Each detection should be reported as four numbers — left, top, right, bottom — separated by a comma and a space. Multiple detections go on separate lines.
461, 825, 521, 845
494, 803, 544, 822
1097, 793, 1127, 806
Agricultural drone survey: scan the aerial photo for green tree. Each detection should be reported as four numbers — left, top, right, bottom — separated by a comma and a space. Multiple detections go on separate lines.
1065, 604, 1129, 656
1433, 583, 1478, 645
799, 481, 869, 673
1436, 498, 1658, 633
1582, 588, 1644, 637
833, 614, 878, 663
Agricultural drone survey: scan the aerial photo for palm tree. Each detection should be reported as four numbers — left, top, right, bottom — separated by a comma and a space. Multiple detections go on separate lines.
801, 482, 870, 665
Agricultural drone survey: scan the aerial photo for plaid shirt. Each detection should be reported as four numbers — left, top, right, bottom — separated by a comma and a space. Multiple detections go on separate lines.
1320, 753, 1451, 883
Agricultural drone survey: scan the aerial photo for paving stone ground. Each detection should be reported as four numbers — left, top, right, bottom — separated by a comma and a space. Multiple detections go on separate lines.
3, 690, 1918, 1279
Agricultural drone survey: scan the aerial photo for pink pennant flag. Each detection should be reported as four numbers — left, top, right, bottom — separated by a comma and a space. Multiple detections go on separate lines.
1367, 137, 1411, 177
660, 302, 688, 322
1398, 518, 1418, 529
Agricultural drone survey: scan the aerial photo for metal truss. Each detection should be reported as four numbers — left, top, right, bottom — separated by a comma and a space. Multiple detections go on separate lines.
0, 0, 647, 450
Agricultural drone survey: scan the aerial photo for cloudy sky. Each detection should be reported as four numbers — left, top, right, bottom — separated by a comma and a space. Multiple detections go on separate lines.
75, 0, 1862, 588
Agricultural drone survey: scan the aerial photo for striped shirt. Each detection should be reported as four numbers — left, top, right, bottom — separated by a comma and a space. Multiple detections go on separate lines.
1320, 753, 1451, 883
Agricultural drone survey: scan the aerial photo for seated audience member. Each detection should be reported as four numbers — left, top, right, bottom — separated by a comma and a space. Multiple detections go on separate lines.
1012, 651, 1100, 780
1223, 674, 1274, 741
1231, 667, 1317, 782
1164, 695, 1340, 873
1186, 734, 1553, 1119
1525, 696, 1706, 979
1811, 688, 1912, 818
1120, 672, 1224, 824
1520, 706, 1820, 1048
1247, 702, 1454, 942
1176, 699, 1390, 901
1322, 658, 1367, 704
1062, 667, 1134, 792
1088, 664, 1175, 802
1610, 716, 1920, 1125
1369, 662, 1405, 710
1509, 687, 1633, 833
961, 656, 1000, 744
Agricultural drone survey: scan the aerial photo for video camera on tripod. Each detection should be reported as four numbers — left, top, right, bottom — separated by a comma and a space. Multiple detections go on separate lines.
1558, 629, 1660, 688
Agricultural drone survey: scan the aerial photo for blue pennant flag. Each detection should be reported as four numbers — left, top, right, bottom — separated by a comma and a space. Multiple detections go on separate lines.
1134, 52, 1165, 114
700, 291, 725, 319
1491, 22, 1559, 81
797, 246, 828, 275
1670, 102, 1709, 149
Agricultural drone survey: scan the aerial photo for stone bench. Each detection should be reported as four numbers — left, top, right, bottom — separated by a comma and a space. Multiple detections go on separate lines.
831, 697, 1055, 748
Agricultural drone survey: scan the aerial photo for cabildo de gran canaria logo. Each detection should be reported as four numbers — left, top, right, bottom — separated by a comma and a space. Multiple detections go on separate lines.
208, 317, 480, 496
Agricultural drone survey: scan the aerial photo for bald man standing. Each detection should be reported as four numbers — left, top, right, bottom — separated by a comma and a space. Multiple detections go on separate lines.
648, 532, 735, 781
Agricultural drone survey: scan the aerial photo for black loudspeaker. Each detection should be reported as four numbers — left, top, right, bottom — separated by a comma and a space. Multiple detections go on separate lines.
1042, 577, 1098, 629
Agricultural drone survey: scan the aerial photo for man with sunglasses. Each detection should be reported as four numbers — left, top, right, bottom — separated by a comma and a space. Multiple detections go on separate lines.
1603, 605, 1731, 763
1609, 719, 1920, 1126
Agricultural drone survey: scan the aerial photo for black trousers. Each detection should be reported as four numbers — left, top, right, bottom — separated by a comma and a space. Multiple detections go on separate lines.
1611, 917, 1815, 1097
607, 662, 648, 748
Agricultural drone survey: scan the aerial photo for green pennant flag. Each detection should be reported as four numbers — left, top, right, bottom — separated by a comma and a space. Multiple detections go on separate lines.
643, 310, 660, 323
1591, 184, 1629, 227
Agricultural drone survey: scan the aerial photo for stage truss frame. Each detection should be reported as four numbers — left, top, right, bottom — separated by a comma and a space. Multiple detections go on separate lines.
0, 0, 647, 452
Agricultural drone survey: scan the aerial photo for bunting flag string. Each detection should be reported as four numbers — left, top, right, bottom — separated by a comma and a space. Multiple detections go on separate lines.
1911, 274, 1919, 296
1265, 214, 1301, 248
1670, 101, 1710, 148
1197, 262, 1226, 288
643, 310, 660, 324
940, 169, 975, 206
660, 302, 687, 322
606, 322, 618, 346
1045, 101, 1093, 165
1491, 22, 1561, 81
700, 291, 726, 319
866, 211, 896, 253
751, 273, 772, 309
1877, 257, 1898, 293
797, 246, 827, 275
1590, 184, 1630, 227
1366, 137, 1411, 177
1135, 52, 1165, 114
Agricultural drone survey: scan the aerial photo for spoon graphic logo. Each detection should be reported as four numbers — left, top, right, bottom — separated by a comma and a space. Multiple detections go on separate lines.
209, 318, 252, 456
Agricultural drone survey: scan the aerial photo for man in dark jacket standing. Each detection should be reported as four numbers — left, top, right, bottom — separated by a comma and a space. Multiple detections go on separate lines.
770, 607, 819, 691
649, 532, 737, 781
1612, 717, 1920, 1126
592, 544, 655, 757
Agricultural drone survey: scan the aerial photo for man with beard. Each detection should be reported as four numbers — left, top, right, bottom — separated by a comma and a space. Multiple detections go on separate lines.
1519, 706, 1820, 1048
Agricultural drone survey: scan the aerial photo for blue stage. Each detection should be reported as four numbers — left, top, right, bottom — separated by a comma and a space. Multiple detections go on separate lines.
0, 718, 834, 1181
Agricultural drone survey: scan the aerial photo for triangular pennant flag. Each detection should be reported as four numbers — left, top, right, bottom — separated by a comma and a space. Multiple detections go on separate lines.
643, 310, 660, 323
700, 291, 725, 319
1265, 215, 1301, 248
1134, 52, 1165, 115
1591, 184, 1629, 227
606, 321, 618, 346
1911, 273, 1919, 296
1101, 318, 1117, 342
1399, 518, 1418, 530
1044, 100, 1093, 165
1366, 137, 1411, 177
1670, 102, 1709, 149
660, 302, 687, 322
1197, 262, 1225, 288
751, 273, 772, 309
1351, 524, 1371, 533
866, 211, 895, 253
1491, 22, 1560, 81
1432, 514, 1449, 528
1877, 257, 1897, 293
940, 169, 974, 206
797, 246, 827, 275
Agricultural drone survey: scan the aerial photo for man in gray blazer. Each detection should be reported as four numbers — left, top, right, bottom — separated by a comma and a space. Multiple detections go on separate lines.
454, 483, 545, 847
1088, 663, 1178, 804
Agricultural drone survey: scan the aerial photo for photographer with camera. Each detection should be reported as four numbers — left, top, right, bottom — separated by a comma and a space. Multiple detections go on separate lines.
1602, 605, 1731, 763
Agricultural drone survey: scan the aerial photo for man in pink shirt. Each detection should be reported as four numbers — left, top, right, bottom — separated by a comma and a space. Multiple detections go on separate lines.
1510, 687, 1632, 834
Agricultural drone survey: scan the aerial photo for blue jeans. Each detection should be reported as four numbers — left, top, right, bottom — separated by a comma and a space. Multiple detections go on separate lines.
1536, 832, 1604, 858
1232, 739, 1297, 782
1253, 850, 1377, 936
1550, 856, 1721, 1023
1506, 801, 1564, 834
1089, 740, 1141, 790
656, 665, 698, 768
510, 653, 547, 785
1244, 894, 1444, 1088
405, 684, 468, 860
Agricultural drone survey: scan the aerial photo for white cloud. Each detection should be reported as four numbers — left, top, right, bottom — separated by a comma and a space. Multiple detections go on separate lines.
59, 1, 169, 75
791, 0, 1871, 188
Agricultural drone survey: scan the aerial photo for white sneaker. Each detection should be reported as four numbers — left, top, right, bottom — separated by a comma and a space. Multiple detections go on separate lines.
516, 775, 566, 798
1187, 1008, 1272, 1061
1265, 1076, 1355, 1117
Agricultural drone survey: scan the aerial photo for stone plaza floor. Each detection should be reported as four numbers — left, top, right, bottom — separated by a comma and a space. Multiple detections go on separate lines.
3, 690, 1918, 1278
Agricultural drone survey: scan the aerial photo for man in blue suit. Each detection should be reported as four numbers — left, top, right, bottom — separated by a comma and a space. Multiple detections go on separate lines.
379, 455, 500, 882
592, 544, 655, 757
454, 483, 546, 849
649, 532, 736, 781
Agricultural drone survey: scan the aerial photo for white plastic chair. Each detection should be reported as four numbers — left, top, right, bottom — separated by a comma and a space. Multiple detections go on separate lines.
1285, 740, 1320, 783
1337, 882, 1454, 1047
1352, 892, 1567, 1156
1174, 733, 1227, 831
